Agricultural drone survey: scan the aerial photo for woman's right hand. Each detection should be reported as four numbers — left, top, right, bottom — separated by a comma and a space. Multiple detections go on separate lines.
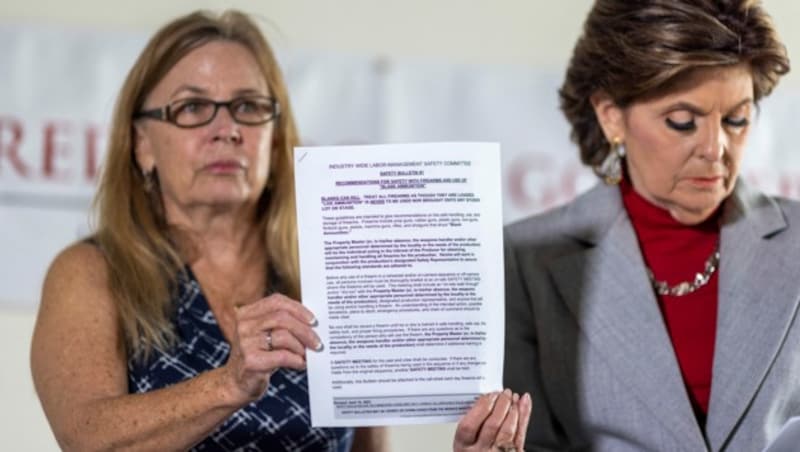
454, 389, 532, 452
223, 293, 321, 402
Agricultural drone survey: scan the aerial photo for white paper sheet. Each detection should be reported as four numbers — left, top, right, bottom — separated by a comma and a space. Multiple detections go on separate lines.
294, 142, 505, 427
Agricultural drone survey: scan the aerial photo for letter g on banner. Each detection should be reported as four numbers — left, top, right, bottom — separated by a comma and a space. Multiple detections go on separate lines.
505, 150, 591, 220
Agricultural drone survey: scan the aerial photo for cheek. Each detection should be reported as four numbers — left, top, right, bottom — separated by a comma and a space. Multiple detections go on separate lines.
152, 135, 200, 184
250, 130, 274, 181
627, 128, 688, 176
725, 133, 748, 168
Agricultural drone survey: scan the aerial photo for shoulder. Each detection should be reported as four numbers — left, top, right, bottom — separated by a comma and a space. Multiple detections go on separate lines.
39, 240, 116, 322
505, 202, 571, 247
504, 200, 587, 274
770, 196, 800, 239
50, 239, 108, 270
44, 240, 110, 294
730, 182, 800, 237
774, 196, 800, 218
505, 183, 620, 249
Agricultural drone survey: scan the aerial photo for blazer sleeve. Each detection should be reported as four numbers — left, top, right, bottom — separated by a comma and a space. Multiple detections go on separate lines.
503, 235, 567, 451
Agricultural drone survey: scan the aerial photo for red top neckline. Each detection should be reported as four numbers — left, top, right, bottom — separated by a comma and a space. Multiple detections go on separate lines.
620, 176, 720, 424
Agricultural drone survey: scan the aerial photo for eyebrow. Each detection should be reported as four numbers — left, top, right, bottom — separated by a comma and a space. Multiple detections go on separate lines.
661, 98, 753, 116
168, 85, 270, 99
169, 85, 207, 98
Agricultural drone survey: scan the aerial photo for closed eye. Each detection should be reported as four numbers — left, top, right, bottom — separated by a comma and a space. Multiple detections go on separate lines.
665, 117, 696, 132
724, 116, 749, 128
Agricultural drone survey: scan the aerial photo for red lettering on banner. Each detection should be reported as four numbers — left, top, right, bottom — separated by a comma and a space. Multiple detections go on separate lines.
42, 121, 72, 180
507, 152, 580, 213
85, 125, 102, 181
744, 169, 800, 199
742, 171, 761, 190
0, 116, 30, 177
778, 172, 800, 199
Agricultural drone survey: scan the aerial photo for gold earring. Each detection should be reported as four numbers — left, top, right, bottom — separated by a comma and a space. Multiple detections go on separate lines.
142, 169, 155, 192
594, 138, 625, 185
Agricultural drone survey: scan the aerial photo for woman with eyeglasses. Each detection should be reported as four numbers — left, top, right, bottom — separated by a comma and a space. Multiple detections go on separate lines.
30, 10, 389, 451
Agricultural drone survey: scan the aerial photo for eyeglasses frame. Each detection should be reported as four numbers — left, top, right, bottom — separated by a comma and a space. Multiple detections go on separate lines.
134, 96, 281, 128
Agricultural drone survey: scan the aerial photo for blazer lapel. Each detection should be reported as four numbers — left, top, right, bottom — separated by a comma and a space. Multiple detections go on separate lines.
706, 182, 800, 451
547, 185, 706, 450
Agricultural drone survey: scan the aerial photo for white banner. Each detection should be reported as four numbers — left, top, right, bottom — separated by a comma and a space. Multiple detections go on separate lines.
2, 24, 800, 307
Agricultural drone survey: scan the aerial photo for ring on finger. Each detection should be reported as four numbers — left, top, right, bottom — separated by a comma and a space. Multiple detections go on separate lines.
497, 446, 516, 452
265, 329, 274, 351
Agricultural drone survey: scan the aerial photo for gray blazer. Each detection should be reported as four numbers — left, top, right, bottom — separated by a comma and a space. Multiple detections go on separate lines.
504, 181, 800, 451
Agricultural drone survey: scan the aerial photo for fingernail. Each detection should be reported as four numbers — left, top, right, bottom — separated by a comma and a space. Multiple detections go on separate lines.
314, 340, 324, 351
512, 392, 520, 403
308, 316, 318, 326
522, 393, 531, 405
503, 388, 512, 396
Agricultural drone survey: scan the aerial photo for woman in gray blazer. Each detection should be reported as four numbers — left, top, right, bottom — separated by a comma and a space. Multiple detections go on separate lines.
502, 1, 796, 451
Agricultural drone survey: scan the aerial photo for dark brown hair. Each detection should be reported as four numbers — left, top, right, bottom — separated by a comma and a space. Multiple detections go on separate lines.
560, 0, 790, 171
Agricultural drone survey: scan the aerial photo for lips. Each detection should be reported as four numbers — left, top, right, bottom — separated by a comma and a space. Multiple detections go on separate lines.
203, 159, 246, 173
686, 175, 725, 188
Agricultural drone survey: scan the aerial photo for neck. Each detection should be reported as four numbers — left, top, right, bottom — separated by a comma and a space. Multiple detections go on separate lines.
662, 202, 716, 226
623, 177, 720, 226
164, 201, 264, 266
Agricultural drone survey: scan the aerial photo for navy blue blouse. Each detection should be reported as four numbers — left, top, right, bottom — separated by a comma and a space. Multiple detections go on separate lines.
127, 269, 353, 451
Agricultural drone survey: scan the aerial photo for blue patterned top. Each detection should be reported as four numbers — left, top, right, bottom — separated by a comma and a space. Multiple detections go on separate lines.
127, 268, 353, 451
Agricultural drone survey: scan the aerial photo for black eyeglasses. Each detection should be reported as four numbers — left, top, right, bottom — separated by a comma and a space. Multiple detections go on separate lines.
134, 96, 280, 128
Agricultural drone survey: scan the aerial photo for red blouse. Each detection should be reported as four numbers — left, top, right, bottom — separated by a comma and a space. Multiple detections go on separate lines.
620, 178, 720, 423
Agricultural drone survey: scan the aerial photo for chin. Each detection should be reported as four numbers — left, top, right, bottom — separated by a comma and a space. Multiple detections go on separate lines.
683, 184, 729, 203
682, 200, 726, 222
197, 189, 251, 206
201, 181, 252, 199
667, 192, 723, 220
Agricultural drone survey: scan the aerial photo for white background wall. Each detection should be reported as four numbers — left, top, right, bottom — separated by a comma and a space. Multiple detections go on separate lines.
1, 1, 799, 450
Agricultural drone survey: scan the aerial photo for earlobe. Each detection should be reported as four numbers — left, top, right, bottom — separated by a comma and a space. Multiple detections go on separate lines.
590, 90, 625, 143
133, 123, 155, 172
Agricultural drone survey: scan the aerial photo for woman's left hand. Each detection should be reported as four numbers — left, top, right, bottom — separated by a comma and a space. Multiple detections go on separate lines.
453, 389, 532, 452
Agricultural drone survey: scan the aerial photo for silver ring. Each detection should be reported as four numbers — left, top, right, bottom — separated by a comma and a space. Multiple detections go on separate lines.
265, 330, 273, 351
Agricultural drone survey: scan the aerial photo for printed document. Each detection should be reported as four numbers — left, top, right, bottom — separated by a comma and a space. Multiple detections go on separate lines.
294, 142, 504, 426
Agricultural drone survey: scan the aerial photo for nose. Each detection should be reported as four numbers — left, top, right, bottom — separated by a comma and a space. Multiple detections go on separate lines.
211, 105, 242, 144
697, 118, 726, 162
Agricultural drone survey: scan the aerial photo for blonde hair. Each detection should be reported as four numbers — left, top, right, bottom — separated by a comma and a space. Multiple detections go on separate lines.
93, 10, 301, 362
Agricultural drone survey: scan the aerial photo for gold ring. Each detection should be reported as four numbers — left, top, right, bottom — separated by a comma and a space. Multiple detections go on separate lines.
265, 330, 273, 351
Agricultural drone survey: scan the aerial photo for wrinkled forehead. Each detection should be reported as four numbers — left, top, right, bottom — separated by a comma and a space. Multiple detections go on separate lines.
147, 40, 270, 104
